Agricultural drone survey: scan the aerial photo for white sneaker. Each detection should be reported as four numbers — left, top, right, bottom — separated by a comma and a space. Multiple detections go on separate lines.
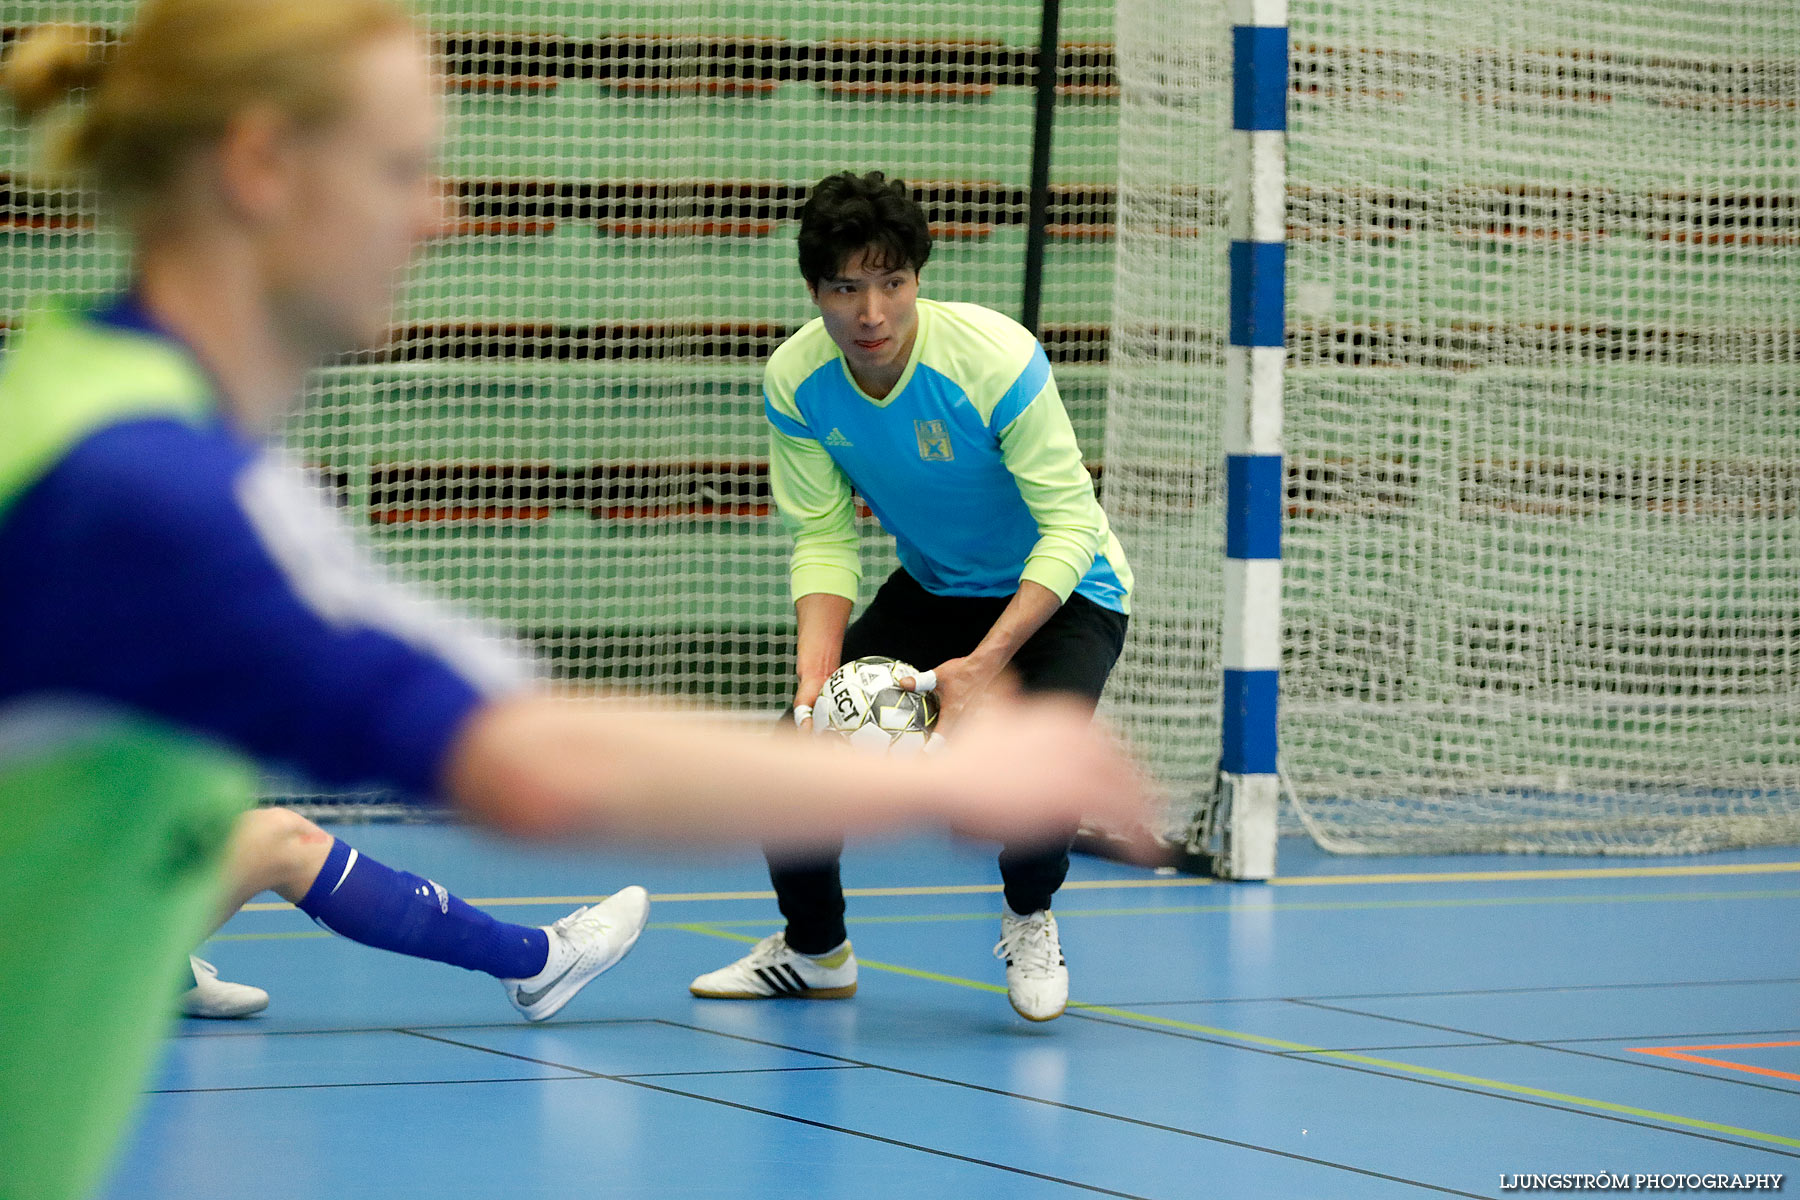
688, 932, 857, 999
180, 956, 269, 1019
504, 885, 650, 1022
994, 906, 1068, 1022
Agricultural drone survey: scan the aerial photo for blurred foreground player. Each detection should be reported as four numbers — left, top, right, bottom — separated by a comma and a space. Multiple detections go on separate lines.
0, 9, 1150, 1198
690, 172, 1133, 1022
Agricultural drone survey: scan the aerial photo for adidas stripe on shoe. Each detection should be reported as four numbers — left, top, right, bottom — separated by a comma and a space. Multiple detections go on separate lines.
689, 932, 857, 999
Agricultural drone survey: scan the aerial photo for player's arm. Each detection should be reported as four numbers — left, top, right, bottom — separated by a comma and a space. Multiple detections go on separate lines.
900, 581, 1061, 732
765, 392, 861, 726
994, 355, 1110, 602
6, 420, 1154, 852
793, 590, 853, 730
904, 351, 1105, 728
442, 686, 1150, 851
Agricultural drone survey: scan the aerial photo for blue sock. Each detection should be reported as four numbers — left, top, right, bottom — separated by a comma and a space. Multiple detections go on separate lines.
297, 839, 550, 980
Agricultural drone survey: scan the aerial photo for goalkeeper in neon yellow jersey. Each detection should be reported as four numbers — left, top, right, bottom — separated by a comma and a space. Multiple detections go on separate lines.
689, 171, 1134, 1023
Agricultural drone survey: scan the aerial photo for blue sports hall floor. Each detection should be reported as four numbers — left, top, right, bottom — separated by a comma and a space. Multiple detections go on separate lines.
102, 825, 1798, 1199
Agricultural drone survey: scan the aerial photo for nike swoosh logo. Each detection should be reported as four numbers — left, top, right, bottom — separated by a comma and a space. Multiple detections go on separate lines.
513, 962, 578, 1008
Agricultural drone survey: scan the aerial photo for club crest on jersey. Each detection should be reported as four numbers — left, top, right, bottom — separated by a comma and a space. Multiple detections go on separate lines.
914, 420, 954, 462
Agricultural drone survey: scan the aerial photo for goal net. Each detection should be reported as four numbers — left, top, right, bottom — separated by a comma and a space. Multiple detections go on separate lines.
1105, 0, 1800, 853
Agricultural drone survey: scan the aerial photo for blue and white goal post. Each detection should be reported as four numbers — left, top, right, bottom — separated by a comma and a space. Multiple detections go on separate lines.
1193, 0, 1288, 881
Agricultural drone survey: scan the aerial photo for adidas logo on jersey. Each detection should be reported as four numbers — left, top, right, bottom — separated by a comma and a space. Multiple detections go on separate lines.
824, 427, 854, 447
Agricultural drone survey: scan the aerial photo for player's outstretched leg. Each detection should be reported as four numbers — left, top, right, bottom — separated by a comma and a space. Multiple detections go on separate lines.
689, 933, 857, 999
190, 806, 649, 1022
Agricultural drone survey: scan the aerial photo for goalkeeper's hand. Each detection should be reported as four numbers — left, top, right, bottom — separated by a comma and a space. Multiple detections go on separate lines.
791, 674, 830, 733
900, 656, 1006, 735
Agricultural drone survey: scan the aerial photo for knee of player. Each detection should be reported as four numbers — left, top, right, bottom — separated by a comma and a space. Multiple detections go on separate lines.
235, 806, 333, 878
241, 803, 326, 843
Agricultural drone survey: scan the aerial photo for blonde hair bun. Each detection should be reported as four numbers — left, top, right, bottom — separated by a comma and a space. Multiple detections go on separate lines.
2, 25, 107, 121
5, 2, 412, 209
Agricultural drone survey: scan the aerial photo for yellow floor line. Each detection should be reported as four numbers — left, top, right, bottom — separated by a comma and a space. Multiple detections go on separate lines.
1271, 861, 1800, 887
235, 859, 1800, 913
674, 923, 1800, 1151
213, 887, 1800, 941
240, 880, 1191, 910
676, 888, 1800, 927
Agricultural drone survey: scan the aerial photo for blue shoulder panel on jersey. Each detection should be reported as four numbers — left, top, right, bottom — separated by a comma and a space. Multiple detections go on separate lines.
764, 392, 815, 440
987, 343, 1051, 433
0, 419, 490, 798
91, 291, 160, 335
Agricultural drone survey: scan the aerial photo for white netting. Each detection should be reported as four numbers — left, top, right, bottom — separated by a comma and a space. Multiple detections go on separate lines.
0, 1, 1118, 808
1106, 0, 1800, 853
1099, 0, 1232, 839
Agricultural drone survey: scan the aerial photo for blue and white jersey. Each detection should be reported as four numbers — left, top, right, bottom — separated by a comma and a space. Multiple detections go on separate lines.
0, 297, 534, 798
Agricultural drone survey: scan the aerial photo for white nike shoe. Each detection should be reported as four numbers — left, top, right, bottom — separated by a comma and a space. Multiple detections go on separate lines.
994, 906, 1068, 1022
688, 932, 857, 999
180, 956, 269, 1019
504, 885, 650, 1022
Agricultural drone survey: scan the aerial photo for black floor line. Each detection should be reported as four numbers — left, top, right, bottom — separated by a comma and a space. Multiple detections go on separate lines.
1536, 1029, 1800, 1047
150, 1074, 589, 1096
397, 1028, 1159, 1199
146, 1062, 867, 1096
648, 1018, 1492, 1196
1274, 1040, 1511, 1054
172, 1015, 659, 1040
616, 1064, 869, 1080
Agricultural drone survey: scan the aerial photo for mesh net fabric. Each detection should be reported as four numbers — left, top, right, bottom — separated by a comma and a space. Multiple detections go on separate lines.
1106, 0, 1800, 852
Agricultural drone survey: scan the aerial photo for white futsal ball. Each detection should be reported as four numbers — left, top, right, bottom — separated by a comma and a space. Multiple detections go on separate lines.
819, 656, 940, 754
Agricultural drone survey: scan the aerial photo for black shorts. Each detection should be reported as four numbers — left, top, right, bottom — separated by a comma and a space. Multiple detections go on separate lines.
839, 569, 1128, 709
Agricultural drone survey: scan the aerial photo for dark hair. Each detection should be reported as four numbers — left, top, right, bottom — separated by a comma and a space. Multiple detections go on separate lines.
796, 170, 932, 287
